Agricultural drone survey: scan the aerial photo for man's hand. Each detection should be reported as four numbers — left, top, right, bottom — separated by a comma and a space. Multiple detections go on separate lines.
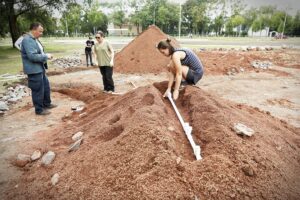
163, 88, 171, 98
47, 53, 53, 60
173, 89, 179, 100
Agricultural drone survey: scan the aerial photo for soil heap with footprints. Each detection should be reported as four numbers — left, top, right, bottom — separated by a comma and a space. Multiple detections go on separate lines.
4, 82, 300, 200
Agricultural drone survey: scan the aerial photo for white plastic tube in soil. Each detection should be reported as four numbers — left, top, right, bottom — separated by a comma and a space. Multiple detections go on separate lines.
167, 92, 202, 160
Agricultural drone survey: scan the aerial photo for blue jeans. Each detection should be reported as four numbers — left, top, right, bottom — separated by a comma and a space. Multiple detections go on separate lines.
27, 71, 51, 114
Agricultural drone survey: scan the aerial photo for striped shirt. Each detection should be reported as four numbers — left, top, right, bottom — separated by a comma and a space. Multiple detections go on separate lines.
174, 48, 203, 74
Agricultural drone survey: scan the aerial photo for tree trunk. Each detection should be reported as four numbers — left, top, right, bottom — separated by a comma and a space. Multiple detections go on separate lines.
8, 2, 19, 48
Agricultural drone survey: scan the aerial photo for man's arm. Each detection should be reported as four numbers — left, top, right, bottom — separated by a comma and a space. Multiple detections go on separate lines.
22, 37, 48, 63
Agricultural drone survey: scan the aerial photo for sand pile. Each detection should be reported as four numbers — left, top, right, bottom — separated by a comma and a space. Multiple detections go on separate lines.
5, 82, 300, 199
115, 25, 179, 74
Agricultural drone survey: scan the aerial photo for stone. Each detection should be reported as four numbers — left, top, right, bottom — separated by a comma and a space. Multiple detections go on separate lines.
68, 138, 83, 152
15, 154, 31, 167
31, 150, 42, 161
7, 98, 20, 103
168, 126, 175, 132
242, 165, 255, 176
0, 101, 9, 111
176, 157, 181, 164
51, 173, 60, 186
17, 154, 31, 161
233, 123, 254, 136
75, 106, 84, 112
41, 151, 56, 165
79, 112, 87, 118
72, 131, 83, 141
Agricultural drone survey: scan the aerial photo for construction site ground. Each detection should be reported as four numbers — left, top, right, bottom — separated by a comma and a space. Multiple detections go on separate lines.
0, 27, 299, 199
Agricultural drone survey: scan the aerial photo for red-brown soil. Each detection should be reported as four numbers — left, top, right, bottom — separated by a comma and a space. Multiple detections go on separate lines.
114, 26, 299, 77
114, 25, 179, 74
4, 82, 300, 200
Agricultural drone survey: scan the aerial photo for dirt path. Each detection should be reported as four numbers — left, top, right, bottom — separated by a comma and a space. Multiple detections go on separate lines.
0, 92, 83, 195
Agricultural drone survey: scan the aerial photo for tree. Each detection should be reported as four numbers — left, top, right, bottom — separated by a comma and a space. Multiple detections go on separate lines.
213, 15, 225, 36
112, 11, 127, 35
128, 0, 146, 34
61, 3, 83, 36
183, 0, 207, 35
243, 8, 258, 33
18, 8, 57, 36
1, 0, 72, 48
292, 11, 300, 36
81, 2, 108, 34
231, 15, 245, 36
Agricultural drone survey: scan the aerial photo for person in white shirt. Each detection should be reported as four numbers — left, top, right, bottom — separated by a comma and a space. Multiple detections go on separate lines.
15, 32, 27, 51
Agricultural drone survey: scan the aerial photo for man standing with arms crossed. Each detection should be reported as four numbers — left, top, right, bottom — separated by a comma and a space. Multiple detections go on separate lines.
21, 22, 57, 115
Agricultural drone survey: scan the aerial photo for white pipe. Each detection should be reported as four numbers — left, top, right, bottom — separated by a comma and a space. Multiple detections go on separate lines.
167, 92, 202, 160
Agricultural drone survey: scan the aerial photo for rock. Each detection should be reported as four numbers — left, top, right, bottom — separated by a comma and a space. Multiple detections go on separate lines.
0, 101, 9, 111
0, 111, 4, 116
265, 46, 273, 51
74, 106, 84, 112
15, 154, 31, 167
7, 97, 21, 103
51, 173, 60, 186
17, 154, 31, 161
68, 138, 83, 152
251, 60, 272, 70
176, 157, 181, 164
242, 165, 255, 176
41, 151, 56, 165
233, 123, 254, 136
168, 126, 175, 132
72, 131, 83, 141
31, 150, 42, 161
79, 112, 87, 118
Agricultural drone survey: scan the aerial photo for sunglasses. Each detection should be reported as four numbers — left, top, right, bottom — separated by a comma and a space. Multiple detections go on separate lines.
95, 37, 100, 39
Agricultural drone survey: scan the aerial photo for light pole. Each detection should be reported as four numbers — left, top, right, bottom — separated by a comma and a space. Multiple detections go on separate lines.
65, 19, 69, 37
153, 1, 157, 25
178, 3, 182, 39
281, 11, 287, 39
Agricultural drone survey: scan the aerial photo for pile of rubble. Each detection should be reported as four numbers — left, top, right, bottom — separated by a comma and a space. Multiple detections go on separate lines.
51, 56, 82, 68
212, 46, 274, 52
0, 85, 30, 115
251, 60, 273, 69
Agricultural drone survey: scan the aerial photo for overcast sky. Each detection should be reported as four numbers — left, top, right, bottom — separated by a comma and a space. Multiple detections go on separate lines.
72, 0, 300, 16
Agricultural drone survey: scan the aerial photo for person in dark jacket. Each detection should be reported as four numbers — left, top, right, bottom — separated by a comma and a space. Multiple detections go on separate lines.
85, 36, 94, 66
21, 22, 57, 115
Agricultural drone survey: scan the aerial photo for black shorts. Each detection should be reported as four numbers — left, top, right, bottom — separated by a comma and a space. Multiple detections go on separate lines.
185, 69, 203, 85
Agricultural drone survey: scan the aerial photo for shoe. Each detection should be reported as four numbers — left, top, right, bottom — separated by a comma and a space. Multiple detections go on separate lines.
102, 90, 108, 93
45, 104, 58, 109
36, 110, 51, 115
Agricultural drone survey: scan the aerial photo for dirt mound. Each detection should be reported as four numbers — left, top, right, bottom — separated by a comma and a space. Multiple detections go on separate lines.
115, 25, 179, 74
4, 83, 300, 199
